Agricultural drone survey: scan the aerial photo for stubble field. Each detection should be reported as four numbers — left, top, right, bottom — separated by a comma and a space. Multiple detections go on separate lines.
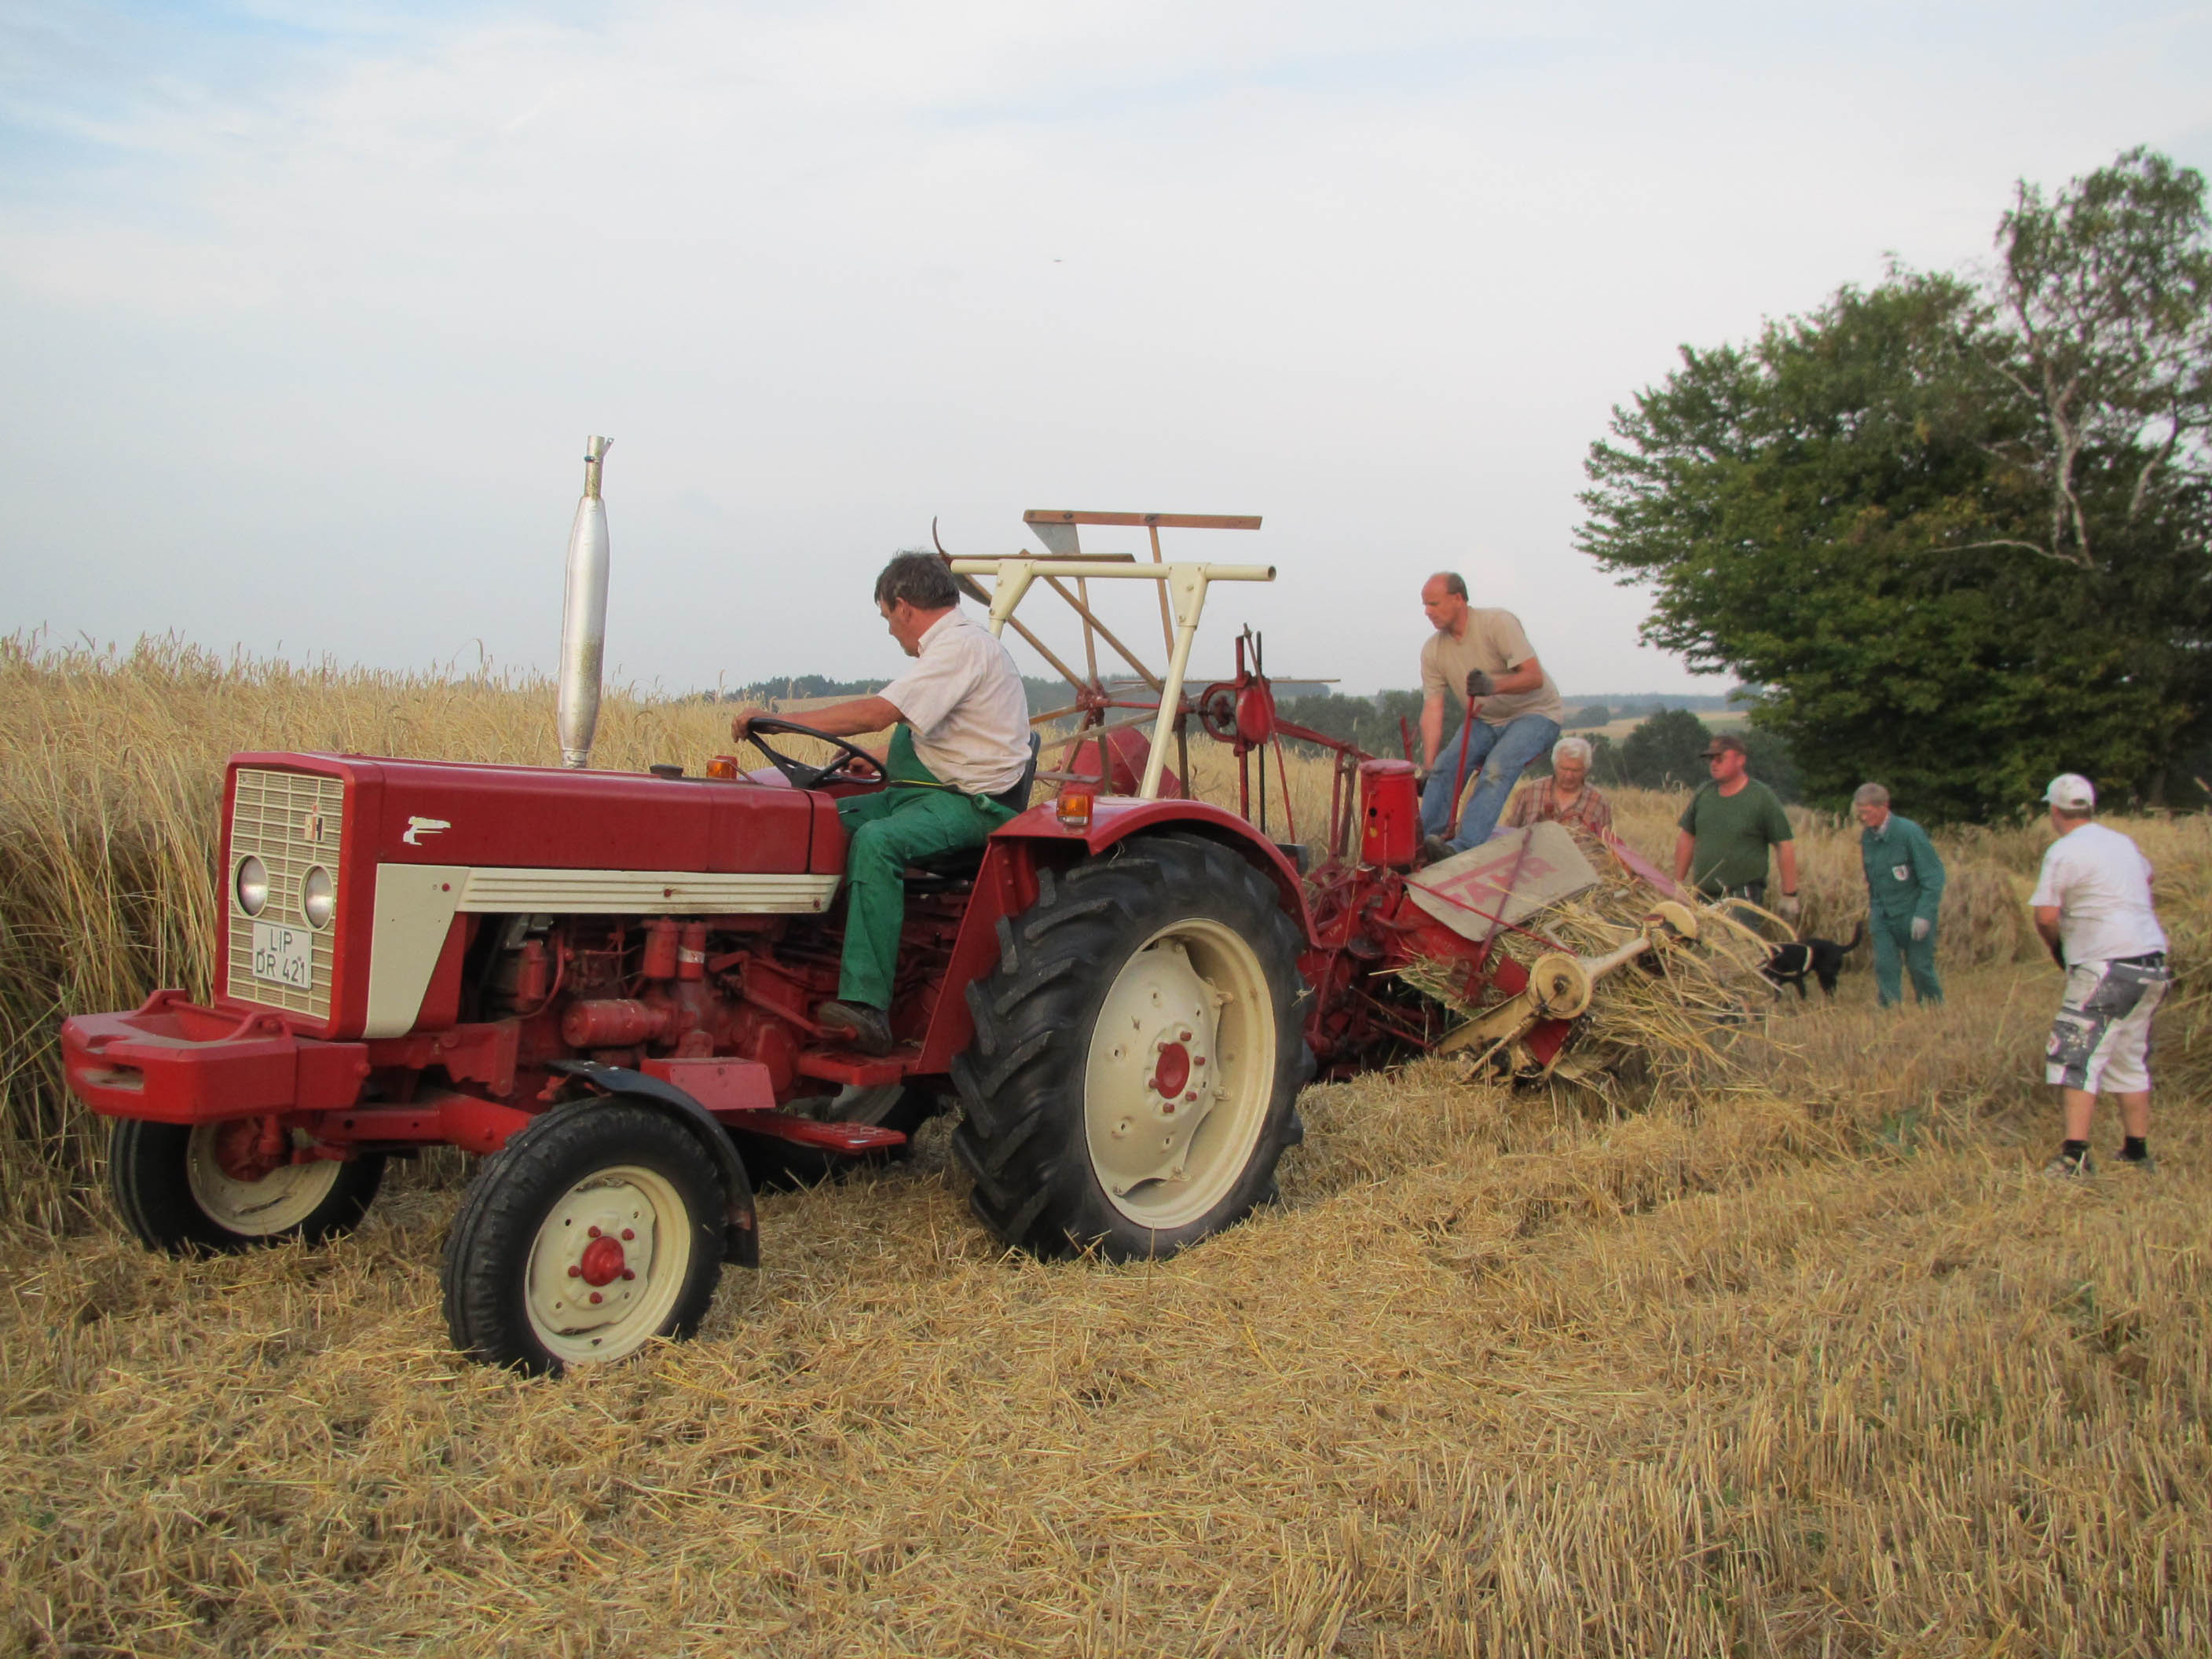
1, 639, 2207, 1656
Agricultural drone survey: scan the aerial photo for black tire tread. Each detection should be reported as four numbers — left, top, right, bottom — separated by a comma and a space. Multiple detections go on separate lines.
108, 1117, 383, 1257
441, 1101, 726, 1375
950, 834, 1313, 1260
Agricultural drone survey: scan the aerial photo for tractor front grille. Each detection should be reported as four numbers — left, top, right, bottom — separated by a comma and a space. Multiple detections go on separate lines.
225, 768, 346, 1023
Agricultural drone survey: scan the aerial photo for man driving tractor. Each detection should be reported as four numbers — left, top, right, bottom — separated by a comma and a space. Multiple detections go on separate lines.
731, 552, 1032, 1055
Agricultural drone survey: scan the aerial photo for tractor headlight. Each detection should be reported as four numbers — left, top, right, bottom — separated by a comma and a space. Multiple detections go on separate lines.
235, 855, 269, 916
302, 865, 335, 929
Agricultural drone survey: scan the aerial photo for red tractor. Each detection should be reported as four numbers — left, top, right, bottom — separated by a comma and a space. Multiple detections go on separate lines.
62, 507, 1686, 1373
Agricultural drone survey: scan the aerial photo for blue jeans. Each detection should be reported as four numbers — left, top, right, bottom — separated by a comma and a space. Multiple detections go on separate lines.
1420, 714, 1562, 851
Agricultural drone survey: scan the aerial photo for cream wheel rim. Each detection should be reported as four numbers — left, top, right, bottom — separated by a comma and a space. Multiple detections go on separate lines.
1083, 917, 1277, 1230
524, 1165, 693, 1364
1526, 952, 1593, 1019
184, 1122, 345, 1235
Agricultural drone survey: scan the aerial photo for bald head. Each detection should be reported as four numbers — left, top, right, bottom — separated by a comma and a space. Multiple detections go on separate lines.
1421, 572, 1469, 633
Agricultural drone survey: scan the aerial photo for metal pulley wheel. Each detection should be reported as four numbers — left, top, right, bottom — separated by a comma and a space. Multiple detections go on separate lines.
1198, 685, 1242, 743
1525, 952, 1594, 1019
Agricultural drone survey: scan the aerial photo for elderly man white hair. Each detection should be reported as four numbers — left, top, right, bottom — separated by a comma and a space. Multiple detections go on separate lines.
1499, 731, 1613, 836
1853, 780, 1944, 1011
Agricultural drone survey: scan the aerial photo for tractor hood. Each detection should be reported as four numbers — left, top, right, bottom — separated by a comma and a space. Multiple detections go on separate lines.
227, 752, 844, 877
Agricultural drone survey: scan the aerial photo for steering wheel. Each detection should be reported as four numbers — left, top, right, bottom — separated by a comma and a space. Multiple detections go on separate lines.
740, 717, 884, 790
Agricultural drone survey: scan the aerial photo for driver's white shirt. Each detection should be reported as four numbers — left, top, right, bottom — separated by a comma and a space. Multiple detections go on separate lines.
880, 608, 1032, 795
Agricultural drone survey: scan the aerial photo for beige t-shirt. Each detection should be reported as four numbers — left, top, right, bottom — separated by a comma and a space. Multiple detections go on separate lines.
1419, 608, 1563, 726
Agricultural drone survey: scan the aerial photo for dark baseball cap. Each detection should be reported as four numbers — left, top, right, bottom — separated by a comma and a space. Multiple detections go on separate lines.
1699, 734, 1748, 758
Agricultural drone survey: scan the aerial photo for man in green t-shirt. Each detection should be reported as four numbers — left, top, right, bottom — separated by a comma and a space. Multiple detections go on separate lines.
1852, 782, 1944, 1006
1672, 734, 1800, 922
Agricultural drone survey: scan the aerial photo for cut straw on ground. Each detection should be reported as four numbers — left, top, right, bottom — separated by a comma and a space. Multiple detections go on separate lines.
2, 639, 2206, 1655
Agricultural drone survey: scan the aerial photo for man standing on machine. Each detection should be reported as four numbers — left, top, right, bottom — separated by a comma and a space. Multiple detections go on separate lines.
731, 552, 1033, 1055
1415, 572, 1565, 862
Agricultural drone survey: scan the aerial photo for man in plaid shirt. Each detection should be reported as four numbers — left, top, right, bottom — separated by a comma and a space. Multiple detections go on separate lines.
1500, 734, 1613, 837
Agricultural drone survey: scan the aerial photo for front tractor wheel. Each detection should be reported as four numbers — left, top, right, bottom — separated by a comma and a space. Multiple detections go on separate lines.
108, 1117, 384, 1255
951, 834, 1313, 1260
441, 1104, 726, 1375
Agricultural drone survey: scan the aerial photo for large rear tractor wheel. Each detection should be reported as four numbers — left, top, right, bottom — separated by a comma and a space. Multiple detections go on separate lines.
441, 1103, 726, 1375
951, 834, 1312, 1259
108, 1117, 384, 1255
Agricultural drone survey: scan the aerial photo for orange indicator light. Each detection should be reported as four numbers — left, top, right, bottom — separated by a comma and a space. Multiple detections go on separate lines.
1056, 786, 1095, 833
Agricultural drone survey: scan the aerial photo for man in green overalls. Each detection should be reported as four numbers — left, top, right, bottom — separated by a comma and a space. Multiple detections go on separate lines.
1853, 782, 1945, 1007
731, 553, 1032, 1054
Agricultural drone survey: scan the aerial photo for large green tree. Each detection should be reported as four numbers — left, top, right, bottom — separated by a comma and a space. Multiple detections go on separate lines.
1579, 150, 2212, 822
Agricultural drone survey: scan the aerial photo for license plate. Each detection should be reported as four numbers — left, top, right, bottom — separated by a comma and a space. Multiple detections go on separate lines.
251, 920, 315, 989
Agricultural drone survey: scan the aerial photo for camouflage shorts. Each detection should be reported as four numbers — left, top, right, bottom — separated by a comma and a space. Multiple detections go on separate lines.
2045, 957, 2170, 1093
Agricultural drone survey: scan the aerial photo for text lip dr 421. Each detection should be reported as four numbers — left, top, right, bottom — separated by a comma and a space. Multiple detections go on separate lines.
251, 921, 313, 987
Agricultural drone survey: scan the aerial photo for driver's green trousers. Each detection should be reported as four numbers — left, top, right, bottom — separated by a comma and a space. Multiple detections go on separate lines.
835, 728, 1016, 1010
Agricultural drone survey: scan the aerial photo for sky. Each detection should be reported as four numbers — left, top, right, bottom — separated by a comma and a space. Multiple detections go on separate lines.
3, 2, 2208, 699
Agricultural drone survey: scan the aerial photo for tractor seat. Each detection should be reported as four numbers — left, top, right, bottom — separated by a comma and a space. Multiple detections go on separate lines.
903, 734, 1041, 891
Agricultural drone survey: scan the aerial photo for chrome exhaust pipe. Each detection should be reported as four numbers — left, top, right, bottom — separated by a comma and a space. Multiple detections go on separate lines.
557, 436, 611, 769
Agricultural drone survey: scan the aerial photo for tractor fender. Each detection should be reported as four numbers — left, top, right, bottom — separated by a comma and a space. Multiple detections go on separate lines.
988, 799, 1315, 937
913, 800, 1320, 1075
545, 1060, 760, 1267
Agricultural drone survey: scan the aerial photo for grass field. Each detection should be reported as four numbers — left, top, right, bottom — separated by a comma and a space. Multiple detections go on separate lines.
2, 640, 2207, 1655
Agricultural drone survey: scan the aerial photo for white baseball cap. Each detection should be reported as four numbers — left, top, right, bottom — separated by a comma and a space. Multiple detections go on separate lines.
2042, 773, 2096, 811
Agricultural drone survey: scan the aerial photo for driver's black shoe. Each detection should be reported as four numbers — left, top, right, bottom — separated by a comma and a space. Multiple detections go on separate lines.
1417, 833, 1459, 869
818, 999, 894, 1057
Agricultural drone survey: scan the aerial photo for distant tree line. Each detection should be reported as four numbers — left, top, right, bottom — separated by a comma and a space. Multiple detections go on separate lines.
1587, 710, 1801, 803
722, 674, 1075, 719
1273, 689, 1431, 758
712, 679, 1763, 772
1269, 691, 1801, 801
721, 670, 1804, 797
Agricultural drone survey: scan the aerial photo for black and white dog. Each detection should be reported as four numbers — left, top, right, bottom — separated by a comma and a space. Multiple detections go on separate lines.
1761, 921, 1865, 1001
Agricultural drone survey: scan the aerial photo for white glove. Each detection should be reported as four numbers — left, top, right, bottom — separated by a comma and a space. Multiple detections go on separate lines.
1910, 916, 1931, 942
1778, 893, 1800, 922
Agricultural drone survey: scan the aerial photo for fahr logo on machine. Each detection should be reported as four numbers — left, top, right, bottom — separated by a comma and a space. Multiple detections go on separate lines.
60, 459, 1690, 1376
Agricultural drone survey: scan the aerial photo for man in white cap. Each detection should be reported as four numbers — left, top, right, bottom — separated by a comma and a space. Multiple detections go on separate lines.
2029, 773, 2170, 1177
